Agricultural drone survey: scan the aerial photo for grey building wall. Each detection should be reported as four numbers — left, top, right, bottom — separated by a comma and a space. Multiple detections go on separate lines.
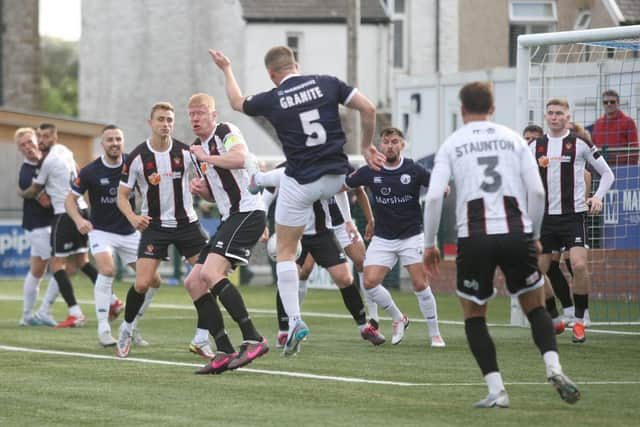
79, 0, 279, 153
2, 0, 40, 110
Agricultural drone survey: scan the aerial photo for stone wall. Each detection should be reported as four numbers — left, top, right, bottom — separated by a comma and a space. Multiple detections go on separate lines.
2, 0, 40, 110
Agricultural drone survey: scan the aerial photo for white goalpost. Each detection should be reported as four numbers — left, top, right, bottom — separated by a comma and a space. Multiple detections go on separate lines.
513, 25, 640, 326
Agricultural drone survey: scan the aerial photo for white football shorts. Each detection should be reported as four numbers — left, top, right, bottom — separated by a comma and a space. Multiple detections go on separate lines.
88, 229, 140, 266
275, 173, 345, 227
364, 233, 424, 269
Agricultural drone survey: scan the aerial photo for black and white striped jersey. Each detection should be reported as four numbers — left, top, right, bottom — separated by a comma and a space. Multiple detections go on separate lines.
529, 131, 614, 215
194, 122, 264, 221
120, 138, 198, 228
424, 120, 545, 245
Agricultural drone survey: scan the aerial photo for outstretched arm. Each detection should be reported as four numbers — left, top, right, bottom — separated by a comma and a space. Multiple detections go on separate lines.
209, 49, 246, 112
346, 92, 384, 171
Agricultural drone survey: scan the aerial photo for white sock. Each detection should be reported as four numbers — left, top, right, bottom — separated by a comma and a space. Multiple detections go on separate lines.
563, 306, 574, 318
94, 274, 113, 334
359, 272, 378, 322
485, 372, 506, 395
365, 285, 402, 321
38, 277, 58, 315
298, 279, 308, 306
193, 328, 209, 343
22, 272, 40, 319
120, 320, 133, 334
543, 350, 561, 376
69, 304, 83, 317
131, 287, 157, 329
276, 261, 301, 327
256, 169, 282, 187
415, 287, 440, 337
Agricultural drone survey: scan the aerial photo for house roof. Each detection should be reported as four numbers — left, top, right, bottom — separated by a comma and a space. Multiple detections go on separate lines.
617, 0, 640, 24
240, 0, 389, 24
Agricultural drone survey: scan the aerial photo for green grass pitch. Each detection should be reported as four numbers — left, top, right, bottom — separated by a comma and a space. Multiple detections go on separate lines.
1, 277, 638, 426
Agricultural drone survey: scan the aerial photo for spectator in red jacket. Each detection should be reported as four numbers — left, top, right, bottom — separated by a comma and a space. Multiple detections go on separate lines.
591, 89, 639, 166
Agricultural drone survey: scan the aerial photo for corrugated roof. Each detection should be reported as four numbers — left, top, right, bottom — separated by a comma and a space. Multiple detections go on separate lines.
617, 0, 640, 24
240, 0, 389, 24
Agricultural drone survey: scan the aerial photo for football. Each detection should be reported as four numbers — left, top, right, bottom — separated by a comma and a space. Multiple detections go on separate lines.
266, 233, 302, 262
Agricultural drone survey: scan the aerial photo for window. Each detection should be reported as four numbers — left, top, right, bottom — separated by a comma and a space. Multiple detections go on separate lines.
393, 20, 404, 68
386, 0, 407, 69
287, 33, 301, 62
508, 1, 557, 67
574, 10, 592, 30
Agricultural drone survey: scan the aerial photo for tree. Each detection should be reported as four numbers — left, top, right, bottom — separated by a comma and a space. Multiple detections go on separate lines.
40, 36, 78, 117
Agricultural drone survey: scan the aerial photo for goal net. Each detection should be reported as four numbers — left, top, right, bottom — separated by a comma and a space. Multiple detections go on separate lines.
515, 26, 640, 326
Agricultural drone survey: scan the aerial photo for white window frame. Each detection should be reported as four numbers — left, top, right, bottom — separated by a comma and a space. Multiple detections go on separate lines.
386, 0, 407, 70
574, 10, 592, 30
509, 0, 557, 23
286, 32, 303, 63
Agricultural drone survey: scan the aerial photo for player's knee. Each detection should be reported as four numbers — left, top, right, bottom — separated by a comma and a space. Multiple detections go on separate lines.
335, 273, 353, 288
150, 274, 162, 288
362, 276, 377, 289
199, 267, 224, 288
98, 266, 116, 277
134, 275, 154, 293
570, 258, 588, 274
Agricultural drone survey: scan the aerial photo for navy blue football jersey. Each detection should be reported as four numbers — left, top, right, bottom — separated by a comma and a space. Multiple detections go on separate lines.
19, 161, 53, 230
72, 156, 135, 235
243, 74, 355, 184
346, 158, 430, 240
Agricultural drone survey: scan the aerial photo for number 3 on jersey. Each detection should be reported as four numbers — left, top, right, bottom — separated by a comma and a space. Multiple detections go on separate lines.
300, 109, 327, 146
477, 156, 501, 193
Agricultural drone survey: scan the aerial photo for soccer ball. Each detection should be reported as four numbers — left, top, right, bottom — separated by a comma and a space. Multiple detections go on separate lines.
266, 233, 302, 262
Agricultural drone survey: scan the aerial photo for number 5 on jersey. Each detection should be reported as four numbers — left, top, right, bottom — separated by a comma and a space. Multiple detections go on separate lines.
300, 109, 327, 147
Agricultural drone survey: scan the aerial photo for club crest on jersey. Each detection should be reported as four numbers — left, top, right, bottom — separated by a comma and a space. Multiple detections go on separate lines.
173, 156, 183, 167
565, 142, 573, 150
400, 174, 411, 184
537, 146, 545, 153
148, 172, 161, 185
538, 155, 550, 168
145, 161, 154, 171
380, 187, 391, 196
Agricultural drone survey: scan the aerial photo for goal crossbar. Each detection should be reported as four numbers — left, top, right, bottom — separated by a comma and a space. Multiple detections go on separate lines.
515, 25, 640, 131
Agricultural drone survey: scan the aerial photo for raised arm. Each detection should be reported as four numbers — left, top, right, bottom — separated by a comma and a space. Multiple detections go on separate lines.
346, 92, 384, 171
209, 49, 246, 112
